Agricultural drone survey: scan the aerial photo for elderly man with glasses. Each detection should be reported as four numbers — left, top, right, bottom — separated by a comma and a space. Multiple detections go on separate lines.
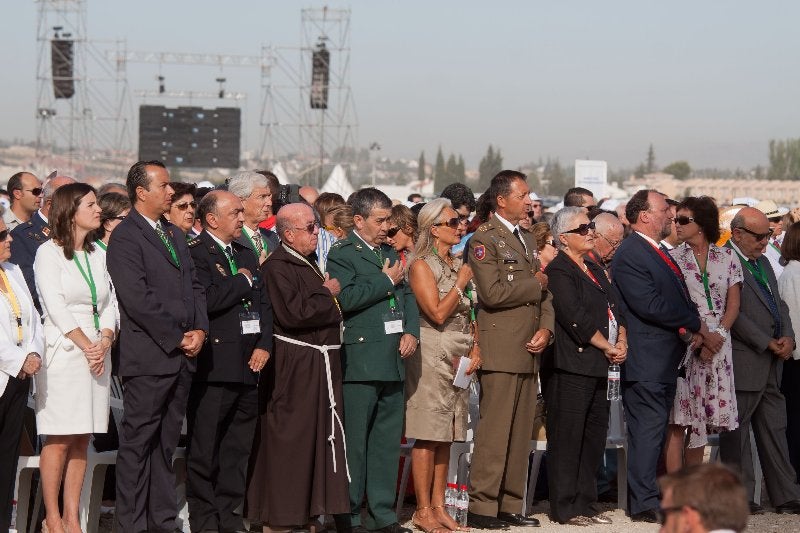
587, 212, 625, 272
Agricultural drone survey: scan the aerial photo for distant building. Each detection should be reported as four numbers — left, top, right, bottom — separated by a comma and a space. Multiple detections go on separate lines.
625, 175, 800, 206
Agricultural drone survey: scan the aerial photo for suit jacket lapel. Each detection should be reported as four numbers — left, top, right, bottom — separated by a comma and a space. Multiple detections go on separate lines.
132, 209, 179, 269
348, 231, 383, 269
635, 233, 688, 295
726, 242, 771, 310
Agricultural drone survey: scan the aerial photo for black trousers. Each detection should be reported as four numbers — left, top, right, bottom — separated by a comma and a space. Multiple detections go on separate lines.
115, 362, 193, 533
0, 377, 28, 531
782, 358, 800, 484
545, 371, 609, 523
186, 382, 258, 533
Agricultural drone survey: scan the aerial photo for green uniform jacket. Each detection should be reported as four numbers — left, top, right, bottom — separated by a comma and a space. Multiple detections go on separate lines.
326, 231, 420, 382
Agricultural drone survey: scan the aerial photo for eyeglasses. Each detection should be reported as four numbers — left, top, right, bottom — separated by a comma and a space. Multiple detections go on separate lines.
544, 239, 555, 248
387, 227, 401, 238
599, 233, 621, 249
173, 201, 197, 211
563, 221, 596, 236
0, 229, 8, 241
674, 215, 695, 226
25, 188, 43, 196
434, 217, 461, 229
738, 226, 773, 241
292, 221, 320, 234
655, 506, 686, 525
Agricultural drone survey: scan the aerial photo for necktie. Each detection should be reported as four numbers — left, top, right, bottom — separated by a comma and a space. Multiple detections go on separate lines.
224, 245, 238, 274
512, 227, 527, 254
155, 221, 180, 266
749, 259, 782, 337
252, 231, 264, 256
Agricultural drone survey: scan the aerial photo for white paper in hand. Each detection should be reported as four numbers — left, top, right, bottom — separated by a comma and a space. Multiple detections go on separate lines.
453, 356, 472, 389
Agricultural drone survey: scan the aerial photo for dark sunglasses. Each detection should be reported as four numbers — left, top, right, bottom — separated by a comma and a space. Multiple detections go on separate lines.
25, 188, 43, 196
387, 227, 401, 238
739, 226, 773, 241
434, 217, 461, 229
0, 229, 8, 241
292, 221, 320, 234
563, 221, 596, 236
674, 215, 695, 226
173, 201, 197, 211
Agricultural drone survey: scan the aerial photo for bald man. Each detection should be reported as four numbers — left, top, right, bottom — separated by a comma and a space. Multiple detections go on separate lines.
10, 174, 75, 312
589, 213, 625, 271
720, 207, 800, 514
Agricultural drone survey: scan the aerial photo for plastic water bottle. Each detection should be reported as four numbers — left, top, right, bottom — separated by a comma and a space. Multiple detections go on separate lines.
456, 484, 470, 528
607, 363, 621, 400
445, 483, 458, 519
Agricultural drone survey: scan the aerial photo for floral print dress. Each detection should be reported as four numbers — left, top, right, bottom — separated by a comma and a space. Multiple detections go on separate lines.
669, 243, 743, 448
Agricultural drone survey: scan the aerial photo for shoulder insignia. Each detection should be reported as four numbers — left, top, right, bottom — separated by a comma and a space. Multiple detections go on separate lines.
41, 226, 51, 237
187, 237, 202, 248
331, 239, 347, 248
477, 225, 488, 232
473, 244, 486, 261
216, 263, 228, 276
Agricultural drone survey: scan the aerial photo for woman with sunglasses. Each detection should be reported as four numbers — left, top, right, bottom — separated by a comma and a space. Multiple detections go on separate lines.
33, 183, 117, 533
664, 196, 742, 473
386, 204, 418, 268
406, 199, 478, 533
166, 181, 198, 237
544, 207, 625, 526
0, 215, 44, 532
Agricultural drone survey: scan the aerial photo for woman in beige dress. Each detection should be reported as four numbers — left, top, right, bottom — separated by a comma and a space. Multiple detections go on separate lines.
407, 199, 480, 533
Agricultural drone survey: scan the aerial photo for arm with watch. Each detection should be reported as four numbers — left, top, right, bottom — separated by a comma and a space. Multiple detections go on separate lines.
697, 280, 741, 361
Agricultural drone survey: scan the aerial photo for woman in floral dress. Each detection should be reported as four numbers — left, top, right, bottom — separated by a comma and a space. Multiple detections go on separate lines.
665, 196, 743, 472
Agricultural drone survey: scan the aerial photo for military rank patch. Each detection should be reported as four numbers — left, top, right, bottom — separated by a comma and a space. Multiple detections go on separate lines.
216, 264, 228, 276
473, 244, 486, 261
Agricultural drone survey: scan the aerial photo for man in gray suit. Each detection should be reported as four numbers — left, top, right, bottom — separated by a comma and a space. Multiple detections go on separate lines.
720, 207, 800, 514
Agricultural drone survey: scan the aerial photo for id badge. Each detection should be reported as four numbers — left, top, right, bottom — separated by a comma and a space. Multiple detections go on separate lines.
383, 308, 404, 335
240, 311, 261, 335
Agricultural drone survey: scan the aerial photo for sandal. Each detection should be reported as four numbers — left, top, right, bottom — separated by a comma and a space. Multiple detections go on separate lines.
430, 504, 468, 532
412, 506, 452, 533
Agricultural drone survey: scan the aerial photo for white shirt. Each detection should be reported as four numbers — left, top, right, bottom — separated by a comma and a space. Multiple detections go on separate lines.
2, 208, 26, 231
764, 232, 784, 279
779, 260, 800, 360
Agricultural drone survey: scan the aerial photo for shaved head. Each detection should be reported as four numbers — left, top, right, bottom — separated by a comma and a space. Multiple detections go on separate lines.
277, 203, 318, 255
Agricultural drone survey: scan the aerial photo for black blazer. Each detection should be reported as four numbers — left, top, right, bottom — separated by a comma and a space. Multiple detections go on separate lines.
545, 251, 623, 378
189, 231, 273, 384
107, 208, 209, 377
9, 211, 49, 313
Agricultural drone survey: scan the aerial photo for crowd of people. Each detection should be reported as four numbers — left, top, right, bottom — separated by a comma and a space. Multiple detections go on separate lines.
1, 163, 799, 533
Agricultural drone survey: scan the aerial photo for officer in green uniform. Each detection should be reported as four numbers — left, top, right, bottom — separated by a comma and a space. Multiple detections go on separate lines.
327, 187, 420, 533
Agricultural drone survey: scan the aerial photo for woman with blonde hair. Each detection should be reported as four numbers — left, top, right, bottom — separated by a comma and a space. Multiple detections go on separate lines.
406, 198, 479, 533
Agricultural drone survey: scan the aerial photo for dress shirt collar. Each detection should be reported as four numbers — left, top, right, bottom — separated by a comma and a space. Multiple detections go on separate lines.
635, 230, 662, 249
37, 209, 48, 224
140, 213, 159, 230
353, 230, 377, 251
206, 230, 232, 250
493, 212, 519, 234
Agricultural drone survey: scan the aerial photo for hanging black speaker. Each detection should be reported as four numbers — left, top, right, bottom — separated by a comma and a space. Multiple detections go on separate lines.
51, 39, 75, 99
310, 42, 330, 110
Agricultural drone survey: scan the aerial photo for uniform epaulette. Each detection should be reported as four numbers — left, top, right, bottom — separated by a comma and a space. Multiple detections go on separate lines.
187, 237, 202, 248
477, 225, 489, 232
331, 239, 349, 249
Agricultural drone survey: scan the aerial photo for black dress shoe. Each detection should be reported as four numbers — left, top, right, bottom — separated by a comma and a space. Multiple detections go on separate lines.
466, 512, 510, 530
749, 501, 765, 515
775, 499, 800, 514
496, 512, 540, 527
630, 509, 659, 523
373, 523, 412, 533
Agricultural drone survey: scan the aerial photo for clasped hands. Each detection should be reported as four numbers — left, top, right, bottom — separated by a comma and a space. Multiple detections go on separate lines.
690, 323, 728, 362
180, 329, 206, 358
525, 328, 551, 354
17, 352, 42, 379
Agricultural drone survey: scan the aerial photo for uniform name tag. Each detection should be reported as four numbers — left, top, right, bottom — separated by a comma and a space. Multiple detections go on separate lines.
383, 309, 404, 334
240, 311, 261, 335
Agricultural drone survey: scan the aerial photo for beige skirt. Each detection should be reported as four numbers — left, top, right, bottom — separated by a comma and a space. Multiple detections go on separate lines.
404, 316, 472, 442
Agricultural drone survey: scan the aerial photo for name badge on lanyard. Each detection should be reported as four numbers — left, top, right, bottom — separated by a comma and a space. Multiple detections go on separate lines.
607, 306, 619, 346
240, 311, 261, 335
383, 308, 404, 335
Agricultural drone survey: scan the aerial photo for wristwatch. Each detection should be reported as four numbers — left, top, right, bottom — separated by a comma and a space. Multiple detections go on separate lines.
714, 326, 729, 339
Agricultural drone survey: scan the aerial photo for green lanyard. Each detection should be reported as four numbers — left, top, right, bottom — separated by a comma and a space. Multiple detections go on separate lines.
156, 224, 180, 266
769, 240, 781, 255
373, 246, 397, 309
217, 244, 239, 274
735, 251, 771, 290
94, 239, 107, 251
692, 250, 714, 311
465, 284, 476, 322
73, 251, 100, 331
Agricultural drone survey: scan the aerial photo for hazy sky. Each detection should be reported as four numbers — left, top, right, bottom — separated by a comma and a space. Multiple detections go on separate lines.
3, 1, 800, 170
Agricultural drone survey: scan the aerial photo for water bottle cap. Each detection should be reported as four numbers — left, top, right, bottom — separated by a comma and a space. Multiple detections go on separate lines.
448, 483, 457, 488
460, 484, 468, 490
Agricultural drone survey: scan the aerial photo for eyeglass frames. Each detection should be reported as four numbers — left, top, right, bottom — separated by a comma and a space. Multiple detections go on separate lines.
292, 221, 320, 234
674, 215, 695, 226
563, 221, 596, 236
173, 201, 197, 211
738, 226, 773, 241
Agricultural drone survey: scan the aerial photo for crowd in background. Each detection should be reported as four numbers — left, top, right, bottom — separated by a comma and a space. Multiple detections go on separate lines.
2, 163, 799, 533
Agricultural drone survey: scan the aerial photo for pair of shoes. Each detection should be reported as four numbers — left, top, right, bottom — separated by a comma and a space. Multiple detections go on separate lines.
412, 507, 449, 533
42, 518, 69, 533
749, 501, 765, 515
496, 512, 540, 527
374, 523, 412, 533
586, 513, 613, 524
629, 509, 659, 523
775, 500, 800, 514
465, 513, 508, 530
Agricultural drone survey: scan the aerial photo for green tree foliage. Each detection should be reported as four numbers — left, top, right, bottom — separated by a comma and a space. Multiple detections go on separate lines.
662, 160, 691, 180
767, 138, 800, 180
418, 151, 426, 182
457, 155, 466, 183
434, 146, 447, 191
445, 153, 458, 189
478, 144, 503, 191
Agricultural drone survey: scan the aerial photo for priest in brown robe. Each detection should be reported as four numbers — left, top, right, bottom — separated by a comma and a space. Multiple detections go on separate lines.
246, 202, 350, 532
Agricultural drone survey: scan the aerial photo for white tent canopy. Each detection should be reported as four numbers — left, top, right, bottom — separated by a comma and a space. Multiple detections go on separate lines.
320, 164, 355, 198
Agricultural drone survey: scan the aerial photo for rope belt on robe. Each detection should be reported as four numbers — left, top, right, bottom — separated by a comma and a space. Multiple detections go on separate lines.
273, 333, 351, 481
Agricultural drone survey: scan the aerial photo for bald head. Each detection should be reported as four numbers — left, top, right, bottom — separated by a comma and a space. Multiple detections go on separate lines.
299, 186, 319, 205
277, 203, 319, 256
730, 207, 771, 260
41, 175, 76, 217
593, 212, 625, 263
197, 190, 244, 243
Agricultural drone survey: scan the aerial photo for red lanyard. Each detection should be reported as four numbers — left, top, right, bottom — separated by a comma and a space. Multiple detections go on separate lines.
582, 262, 615, 322
649, 242, 683, 278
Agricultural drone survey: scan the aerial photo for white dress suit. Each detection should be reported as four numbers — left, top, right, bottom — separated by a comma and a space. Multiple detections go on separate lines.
0, 262, 43, 397
34, 240, 116, 434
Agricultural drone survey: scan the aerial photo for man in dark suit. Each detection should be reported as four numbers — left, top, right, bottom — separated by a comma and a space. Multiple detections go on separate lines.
227, 170, 280, 264
9, 174, 74, 312
107, 160, 208, 533
720, 207, 800, 514
326, 187, 419, 533
466, 171, 554, 529
612, 189, 706, 522
185, 190, 272, 532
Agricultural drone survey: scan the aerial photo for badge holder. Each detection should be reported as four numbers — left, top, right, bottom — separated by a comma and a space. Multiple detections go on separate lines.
383, 307, 404, 335
240, 309, 261, 335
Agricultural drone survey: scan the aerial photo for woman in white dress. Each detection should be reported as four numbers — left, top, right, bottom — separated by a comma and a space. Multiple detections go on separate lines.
0, 216, 44, 531
34, 183, 117, 533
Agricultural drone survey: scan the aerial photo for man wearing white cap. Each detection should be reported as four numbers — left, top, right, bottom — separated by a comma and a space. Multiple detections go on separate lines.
529, 192, 543, 222
756, 200, 789, 277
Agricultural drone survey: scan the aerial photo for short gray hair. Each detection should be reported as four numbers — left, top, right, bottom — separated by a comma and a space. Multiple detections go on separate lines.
550, 207, 586, 251
227, 171, 268, 200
